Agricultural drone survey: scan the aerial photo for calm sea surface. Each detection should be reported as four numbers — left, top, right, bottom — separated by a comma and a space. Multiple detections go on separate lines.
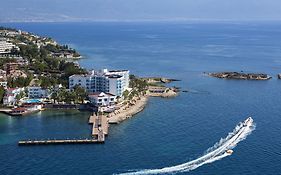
1, 22, 281, 175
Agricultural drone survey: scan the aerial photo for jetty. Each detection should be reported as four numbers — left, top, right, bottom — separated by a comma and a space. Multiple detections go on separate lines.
0, 108, 12, 115
89, 114, 109, 141
18, 113, 109, 146
18, 138, 103, 145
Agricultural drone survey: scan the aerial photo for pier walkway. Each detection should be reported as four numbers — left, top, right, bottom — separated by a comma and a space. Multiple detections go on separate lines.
18, 138, 104, 145
18, 113, 109, 146
89, 114, 109, 142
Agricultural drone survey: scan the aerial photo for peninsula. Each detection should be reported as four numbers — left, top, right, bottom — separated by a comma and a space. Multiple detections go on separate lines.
0, 26, 179, 144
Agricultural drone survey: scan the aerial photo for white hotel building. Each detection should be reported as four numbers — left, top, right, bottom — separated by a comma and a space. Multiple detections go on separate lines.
0, 39, 19, 54
69, 69, 129, 97
27, 86, 50, 99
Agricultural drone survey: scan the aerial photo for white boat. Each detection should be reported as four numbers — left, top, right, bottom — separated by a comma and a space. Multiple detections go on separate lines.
243, 117, 253, 127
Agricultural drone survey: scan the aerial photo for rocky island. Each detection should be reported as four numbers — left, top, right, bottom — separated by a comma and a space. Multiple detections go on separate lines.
208, 72, 271, 80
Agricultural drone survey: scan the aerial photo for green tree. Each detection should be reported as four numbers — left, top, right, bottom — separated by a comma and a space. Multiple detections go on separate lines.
0, 86, 5, 103
65, 91, 76, 104
51, 91, 58, 103
40, 76, 58, 88
73, 86, 87, 104
7, 76, 33, 88
15, 91, 25, 103
57, 87, 67, 103
122, 90, 129, 100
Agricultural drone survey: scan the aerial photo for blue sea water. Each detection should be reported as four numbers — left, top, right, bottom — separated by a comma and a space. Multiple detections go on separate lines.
1, 22, 281, 175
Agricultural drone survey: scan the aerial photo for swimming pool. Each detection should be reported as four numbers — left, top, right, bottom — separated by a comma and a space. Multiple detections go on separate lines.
23, 99, 42, 103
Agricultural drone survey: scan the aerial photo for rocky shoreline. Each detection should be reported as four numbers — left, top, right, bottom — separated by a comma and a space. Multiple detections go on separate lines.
208, 72, 271, 80
108, 96, 148, 124
142, 77, 180, 84
147, 86, 178, 98
107, 77, 180, 124
107, 88, 178, 124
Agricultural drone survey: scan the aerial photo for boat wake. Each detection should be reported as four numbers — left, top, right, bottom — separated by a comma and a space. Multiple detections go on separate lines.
117, 117, 255, 175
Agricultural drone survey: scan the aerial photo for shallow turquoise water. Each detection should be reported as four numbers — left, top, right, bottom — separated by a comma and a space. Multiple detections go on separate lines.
0, 22, 281, 175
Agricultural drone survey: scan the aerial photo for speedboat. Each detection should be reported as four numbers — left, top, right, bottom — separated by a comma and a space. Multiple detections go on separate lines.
226, 149, 233, 155
243, 117, 253, 127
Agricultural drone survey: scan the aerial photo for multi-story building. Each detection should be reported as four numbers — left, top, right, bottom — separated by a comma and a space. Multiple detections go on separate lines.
3, 88, 25, 106
69, 69, 129, 97
105, 69, 130, 89
0, 39, 19, 54
4, 62, 20, 74
27, 86, 50, 99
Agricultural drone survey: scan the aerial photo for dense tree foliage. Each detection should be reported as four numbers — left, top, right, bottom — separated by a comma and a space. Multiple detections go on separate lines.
0, 57, 17, 69
1, 28, 85, 95
7, 76, 33, 88
19, 44, 40, 61
40, 76, 58, 88
129, 75, 148, 93
50, 86, 87, 104
126, 75, 149, 99
43, 44, 79, 55
0, 86, 5, 103
73, 86, 87, 103
17, 43, 86, 88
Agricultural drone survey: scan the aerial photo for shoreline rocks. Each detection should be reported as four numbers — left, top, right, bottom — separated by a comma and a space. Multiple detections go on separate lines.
147, 86, 179, 98
208, 72, 271, 80
108, 96, 148, 124
142, 77, 180, 84
107, 76, 181, 124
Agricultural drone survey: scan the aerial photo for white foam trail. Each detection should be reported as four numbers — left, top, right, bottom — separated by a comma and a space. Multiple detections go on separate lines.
117, 118, 255, 175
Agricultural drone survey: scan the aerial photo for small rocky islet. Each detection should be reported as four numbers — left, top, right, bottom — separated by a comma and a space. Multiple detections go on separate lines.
208, 72, 272, 80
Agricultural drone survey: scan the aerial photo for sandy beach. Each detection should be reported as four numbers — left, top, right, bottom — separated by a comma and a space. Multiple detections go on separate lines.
107, 88, 178, 124
108, 96, 148, 124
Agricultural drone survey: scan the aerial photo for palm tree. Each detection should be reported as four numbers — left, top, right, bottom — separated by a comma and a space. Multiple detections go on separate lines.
73, 86, 87, 104
50, 91, 58, 103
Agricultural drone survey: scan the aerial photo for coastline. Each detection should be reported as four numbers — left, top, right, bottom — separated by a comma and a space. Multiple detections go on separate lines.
108, 95, 149, 124
107, 88, 179, 124
147, 86, 178, 98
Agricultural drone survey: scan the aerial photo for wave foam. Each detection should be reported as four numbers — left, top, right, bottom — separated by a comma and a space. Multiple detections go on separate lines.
117, 118, 255, 175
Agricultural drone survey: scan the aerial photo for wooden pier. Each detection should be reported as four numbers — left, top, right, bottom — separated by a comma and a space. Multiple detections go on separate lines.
18, 138, 104, 145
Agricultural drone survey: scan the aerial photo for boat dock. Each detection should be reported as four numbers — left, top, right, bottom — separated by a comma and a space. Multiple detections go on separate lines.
89, 114, 109, 142
0, 108, 12, 115
18, 138, 104, 145
18, 113, 109, 146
